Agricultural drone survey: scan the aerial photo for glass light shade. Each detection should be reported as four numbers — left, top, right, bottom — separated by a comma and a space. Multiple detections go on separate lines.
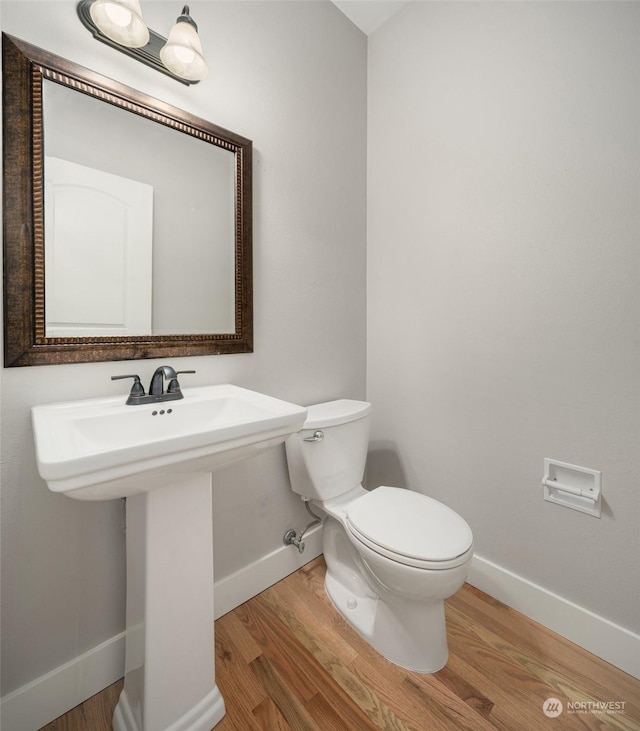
90, 0, 149, 48
160, 19, 208, 82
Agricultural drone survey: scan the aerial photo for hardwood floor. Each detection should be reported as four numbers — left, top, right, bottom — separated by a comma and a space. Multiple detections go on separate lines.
41, 557, 640, 730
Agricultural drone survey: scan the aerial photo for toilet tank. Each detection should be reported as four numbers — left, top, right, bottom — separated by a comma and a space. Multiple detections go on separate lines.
285, 399, 372, 501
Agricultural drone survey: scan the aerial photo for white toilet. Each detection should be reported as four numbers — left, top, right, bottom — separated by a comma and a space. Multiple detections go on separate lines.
285, 399, 473, 673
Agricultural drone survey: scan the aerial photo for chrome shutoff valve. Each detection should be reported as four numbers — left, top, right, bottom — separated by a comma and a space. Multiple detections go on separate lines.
283, 529, 305, 553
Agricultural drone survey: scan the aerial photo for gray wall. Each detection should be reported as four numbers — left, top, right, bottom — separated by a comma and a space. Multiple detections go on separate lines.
367, 1, 640, 632
0, 0, 366, 695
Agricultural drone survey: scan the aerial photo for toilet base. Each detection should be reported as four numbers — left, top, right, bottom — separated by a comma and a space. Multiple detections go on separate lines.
325, 571, 448, 673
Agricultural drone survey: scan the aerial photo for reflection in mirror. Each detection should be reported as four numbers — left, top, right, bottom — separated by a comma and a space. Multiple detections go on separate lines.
2, 33, 252, 366
43, 81, 236, 337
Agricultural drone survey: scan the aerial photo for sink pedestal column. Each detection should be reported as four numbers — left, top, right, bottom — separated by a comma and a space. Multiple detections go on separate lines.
113, 474, 225, 731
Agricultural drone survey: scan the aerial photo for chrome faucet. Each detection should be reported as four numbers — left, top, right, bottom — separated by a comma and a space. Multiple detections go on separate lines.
112, 365, 195, 405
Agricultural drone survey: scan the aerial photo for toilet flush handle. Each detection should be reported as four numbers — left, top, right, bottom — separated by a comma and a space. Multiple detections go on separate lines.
303, 430, 324, 442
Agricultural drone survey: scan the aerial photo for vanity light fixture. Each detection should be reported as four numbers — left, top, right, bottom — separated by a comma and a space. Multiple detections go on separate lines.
77, 0, 208, 85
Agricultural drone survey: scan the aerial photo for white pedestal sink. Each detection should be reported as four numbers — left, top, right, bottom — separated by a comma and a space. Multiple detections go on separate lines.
32, 384, 307, 731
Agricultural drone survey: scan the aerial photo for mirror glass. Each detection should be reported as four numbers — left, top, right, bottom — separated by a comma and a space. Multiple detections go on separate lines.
43, 81, 236, 337
2, 33, 252, 367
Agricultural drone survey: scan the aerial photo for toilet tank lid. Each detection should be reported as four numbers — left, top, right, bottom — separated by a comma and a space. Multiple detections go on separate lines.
302, 399, 372, 430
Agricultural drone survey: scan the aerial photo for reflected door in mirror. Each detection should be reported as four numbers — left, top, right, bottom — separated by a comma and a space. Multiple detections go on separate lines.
45, 156, 153, 337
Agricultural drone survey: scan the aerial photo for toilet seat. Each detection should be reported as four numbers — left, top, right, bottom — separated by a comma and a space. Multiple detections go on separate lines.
345, 486, 473, 570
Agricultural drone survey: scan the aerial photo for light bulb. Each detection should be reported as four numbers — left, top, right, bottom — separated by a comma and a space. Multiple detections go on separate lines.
172, 46, 196, 65
104, 2, 132, 27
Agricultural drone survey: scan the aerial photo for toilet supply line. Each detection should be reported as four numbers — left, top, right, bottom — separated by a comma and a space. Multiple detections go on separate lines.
283, 499, 323, 553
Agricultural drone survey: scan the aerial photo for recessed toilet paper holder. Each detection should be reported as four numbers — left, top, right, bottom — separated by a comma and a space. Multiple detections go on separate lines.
542, 458, 601, 518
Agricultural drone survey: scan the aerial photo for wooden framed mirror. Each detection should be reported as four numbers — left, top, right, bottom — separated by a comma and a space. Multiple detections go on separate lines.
2, 33, 252, 367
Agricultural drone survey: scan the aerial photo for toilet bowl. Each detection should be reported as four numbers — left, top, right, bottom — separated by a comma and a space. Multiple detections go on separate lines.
285, 399, 473, 673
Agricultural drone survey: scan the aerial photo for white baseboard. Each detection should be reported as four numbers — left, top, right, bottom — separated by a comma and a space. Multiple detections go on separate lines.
0, 632, 126, 731
0, 526, 323, 731
468, 554, 640, 680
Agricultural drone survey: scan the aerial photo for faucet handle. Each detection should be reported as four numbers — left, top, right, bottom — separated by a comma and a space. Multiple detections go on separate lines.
167, 370, 196, 394
111, 374, 146, 404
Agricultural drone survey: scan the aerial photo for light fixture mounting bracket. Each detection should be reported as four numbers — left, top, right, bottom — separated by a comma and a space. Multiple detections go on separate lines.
76, 0, 198, 86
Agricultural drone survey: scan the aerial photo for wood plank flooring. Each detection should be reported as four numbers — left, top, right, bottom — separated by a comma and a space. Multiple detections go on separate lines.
41, 557, 640, 730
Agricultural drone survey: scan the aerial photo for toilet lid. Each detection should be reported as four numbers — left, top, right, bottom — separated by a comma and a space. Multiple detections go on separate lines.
346, 486, 473, 564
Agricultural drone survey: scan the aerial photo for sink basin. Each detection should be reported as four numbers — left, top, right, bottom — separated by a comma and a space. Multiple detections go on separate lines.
32, 383, 307, 500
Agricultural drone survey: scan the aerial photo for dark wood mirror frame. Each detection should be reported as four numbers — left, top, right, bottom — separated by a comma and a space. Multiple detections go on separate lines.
2, 33, 252, 367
